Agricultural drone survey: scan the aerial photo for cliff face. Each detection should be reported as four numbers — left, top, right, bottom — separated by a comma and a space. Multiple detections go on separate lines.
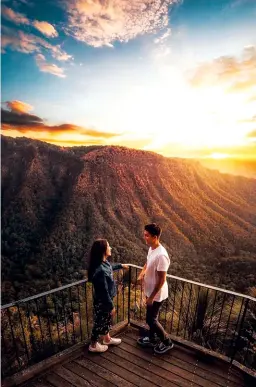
2, 135, 256, 301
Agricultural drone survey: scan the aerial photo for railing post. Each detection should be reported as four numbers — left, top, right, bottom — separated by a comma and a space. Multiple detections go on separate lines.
230, 298, 249, 364
128, 266, 131, 324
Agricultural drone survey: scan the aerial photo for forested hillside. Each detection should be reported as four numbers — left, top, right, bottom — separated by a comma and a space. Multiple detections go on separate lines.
2, 135, 256, 303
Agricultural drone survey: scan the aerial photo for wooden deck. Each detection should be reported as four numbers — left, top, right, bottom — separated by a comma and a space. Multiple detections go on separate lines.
22, 327, 254, 387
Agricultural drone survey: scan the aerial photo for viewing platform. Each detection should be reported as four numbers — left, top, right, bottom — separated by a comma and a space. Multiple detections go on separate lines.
2, 265, 255, 386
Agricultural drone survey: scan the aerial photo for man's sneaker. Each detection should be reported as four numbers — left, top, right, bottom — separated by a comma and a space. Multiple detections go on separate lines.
103, 337, 122, 345
137, 336, 158, 348
154, 340, 174, 354
89, 342, 108, 353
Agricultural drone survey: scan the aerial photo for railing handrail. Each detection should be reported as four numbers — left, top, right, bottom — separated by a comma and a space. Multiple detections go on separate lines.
127, 264, 256, 302
1, 279, 88, 309
2, 263, 255, 310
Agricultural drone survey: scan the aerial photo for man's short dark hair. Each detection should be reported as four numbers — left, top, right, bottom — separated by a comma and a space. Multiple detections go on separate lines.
144, 223, 162, 238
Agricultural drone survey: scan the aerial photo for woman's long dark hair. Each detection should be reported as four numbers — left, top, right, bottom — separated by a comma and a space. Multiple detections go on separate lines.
87, 239, 108, 281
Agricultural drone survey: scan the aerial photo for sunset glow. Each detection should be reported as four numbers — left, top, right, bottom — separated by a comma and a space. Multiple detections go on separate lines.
208, 153, 230, 160
1, 0, 256, 163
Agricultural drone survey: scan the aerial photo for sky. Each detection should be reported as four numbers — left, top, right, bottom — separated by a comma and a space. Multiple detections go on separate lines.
1, 0, 256, 160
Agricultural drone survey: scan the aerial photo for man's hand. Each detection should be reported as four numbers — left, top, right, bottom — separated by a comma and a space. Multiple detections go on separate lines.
146, 296, 154, 306
110, 307, 116, 316
137, 273, 144, 285
137, 264, 147, 285
122, 264, 129, 270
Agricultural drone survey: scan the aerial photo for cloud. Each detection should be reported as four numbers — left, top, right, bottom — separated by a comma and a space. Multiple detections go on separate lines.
42, 138, 108, 146
1, 26, 72, 74
247, 130, 256, 138
248, 95, 256, 102
154, 28, 171, 44
63, 0, 178, 47
225, 0, 256, 9
1, 107, 43, 129
5, 100, 34, 114
2, 5, 58, 38
2, 5, 68, 75
1, 101, 120, 139
32, 21, 58, 38
2, 5, 29, 24
189, 45, 256, 93
35, 54, 66, 78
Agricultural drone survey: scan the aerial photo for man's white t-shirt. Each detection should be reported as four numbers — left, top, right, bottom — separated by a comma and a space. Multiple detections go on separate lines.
144, 244, 170, 302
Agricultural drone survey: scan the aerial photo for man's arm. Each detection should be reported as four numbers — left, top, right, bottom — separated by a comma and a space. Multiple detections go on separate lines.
146, 271, 166, 305
137, 263, 147, 282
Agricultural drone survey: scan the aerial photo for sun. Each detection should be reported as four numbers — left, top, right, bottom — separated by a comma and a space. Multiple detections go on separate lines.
209, 153, 230, 159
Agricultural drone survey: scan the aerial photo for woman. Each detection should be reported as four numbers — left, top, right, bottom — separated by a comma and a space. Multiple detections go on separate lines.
88, 239, 128, 353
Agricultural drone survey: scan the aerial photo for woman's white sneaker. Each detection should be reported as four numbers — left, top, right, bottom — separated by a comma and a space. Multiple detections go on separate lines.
89, 342, 108, 352
103, 337, 122, 345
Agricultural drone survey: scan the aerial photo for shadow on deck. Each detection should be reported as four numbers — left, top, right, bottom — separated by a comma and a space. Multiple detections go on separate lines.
19, 326, 254, 387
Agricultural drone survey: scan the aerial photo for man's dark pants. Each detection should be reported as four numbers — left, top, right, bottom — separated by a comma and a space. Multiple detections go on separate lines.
146, 300, 167, 342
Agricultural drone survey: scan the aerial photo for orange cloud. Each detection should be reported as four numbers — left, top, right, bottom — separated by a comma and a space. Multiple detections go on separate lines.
64, 0, 178, 47
247, 130, 256, 138
229, 79, 256, 93
2, 6, 58, 38
1, 101, 120, 141
41, 138, 107, 146
32, 21, 58, 38
5, 100, 34, 114
189, 45, 256, 93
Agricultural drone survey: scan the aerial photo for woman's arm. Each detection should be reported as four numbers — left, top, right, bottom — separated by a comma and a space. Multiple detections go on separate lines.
111, 263, 129, 271
111, 263, 123, 271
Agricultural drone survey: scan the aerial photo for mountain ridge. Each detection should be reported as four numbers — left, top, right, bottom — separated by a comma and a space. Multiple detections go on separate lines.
1, 135, 256, 302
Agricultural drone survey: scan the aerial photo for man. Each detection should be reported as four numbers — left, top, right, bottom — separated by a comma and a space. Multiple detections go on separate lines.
137, 223, 174, 354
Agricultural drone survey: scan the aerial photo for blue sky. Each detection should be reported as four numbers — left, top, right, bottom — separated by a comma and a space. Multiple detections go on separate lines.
1, 0, 256, 159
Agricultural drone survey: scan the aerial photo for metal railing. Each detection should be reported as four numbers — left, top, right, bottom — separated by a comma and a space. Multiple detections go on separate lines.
1, 268, 127, 378
128, 264, 256, 373
1, 264, 255, 379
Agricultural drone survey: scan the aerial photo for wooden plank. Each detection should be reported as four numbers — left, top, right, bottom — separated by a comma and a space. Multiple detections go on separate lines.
3, 342, 87, 387
101, 347, 182, 387
76, 357, 135, 387
124, 329, 244, 385
125, 329, 199, 365
122, 336, 197, 373
80, 352, 141, 386
194, 361, 244, 387
54, 366, 93, 387
45, 372, 75, 387
18, 327, 250, 387
25, 381, 51, 387
65, 361, 115, 387
108, 343, 199, 387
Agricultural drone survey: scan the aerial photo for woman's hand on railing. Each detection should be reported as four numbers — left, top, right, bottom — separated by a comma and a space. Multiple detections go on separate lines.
121, 264, 129, 270
110, 307, 116, 316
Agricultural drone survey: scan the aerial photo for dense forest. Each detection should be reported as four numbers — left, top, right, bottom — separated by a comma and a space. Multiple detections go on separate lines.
1, 135, 256, 303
